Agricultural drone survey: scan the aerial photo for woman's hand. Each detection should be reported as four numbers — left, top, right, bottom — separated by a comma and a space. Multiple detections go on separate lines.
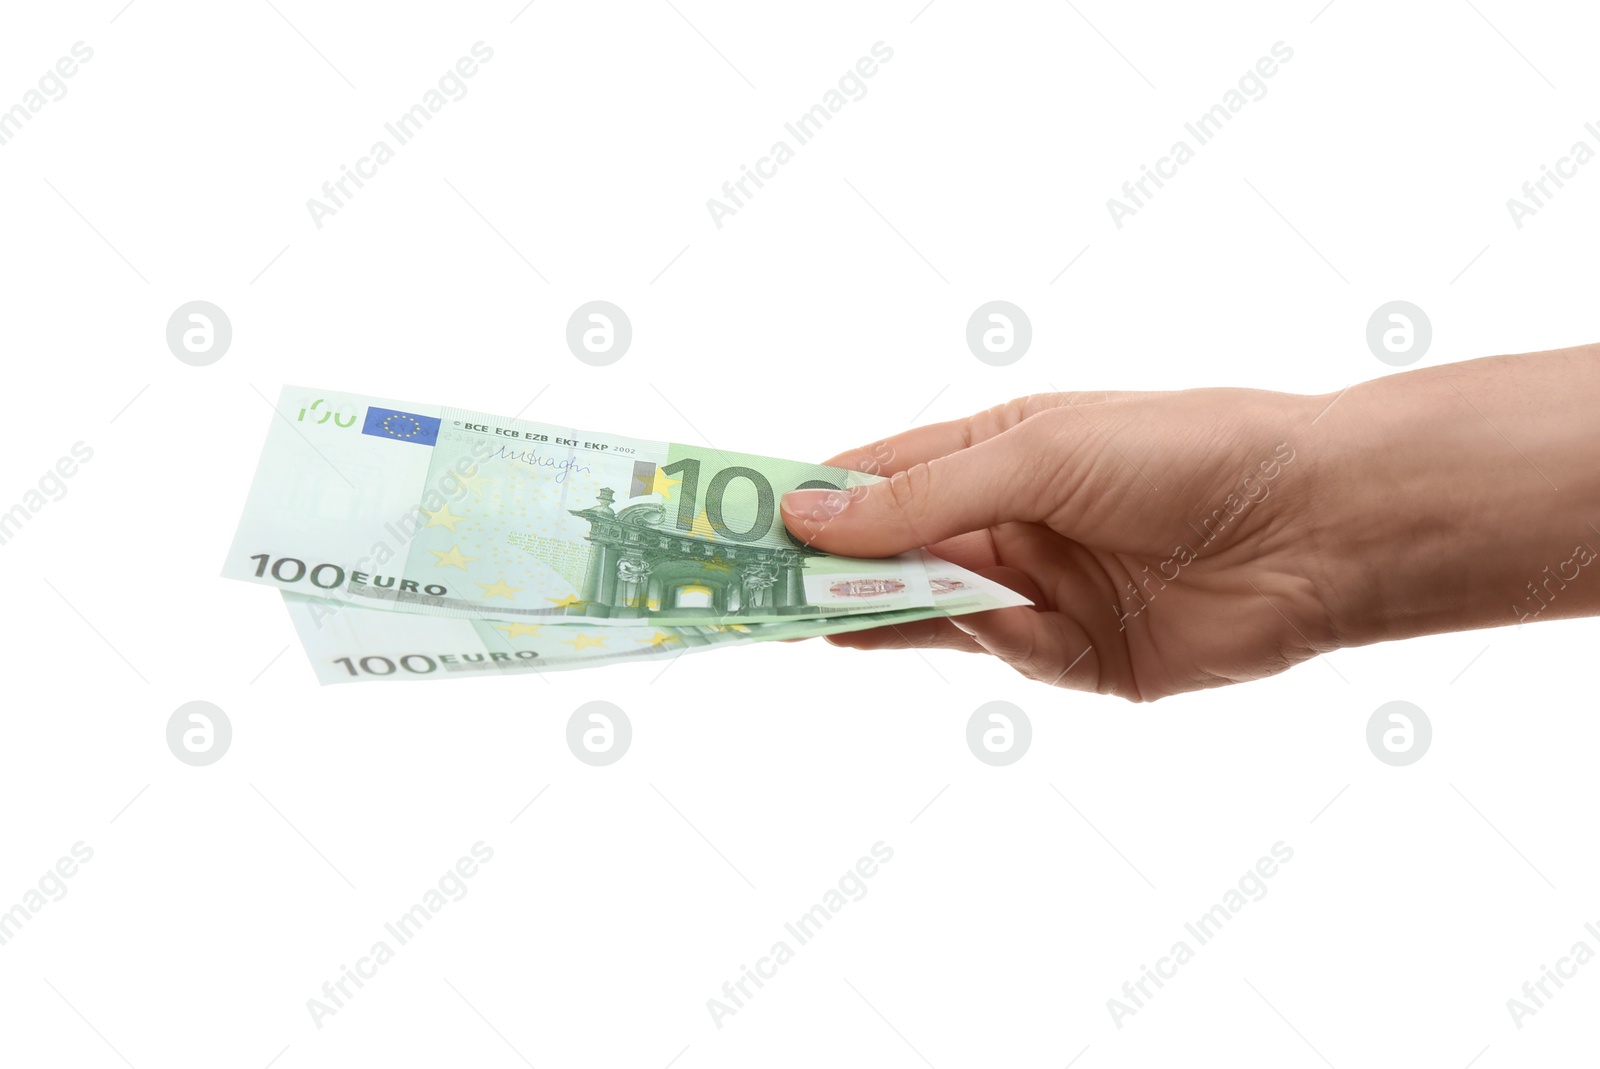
780, 344, 1600, 701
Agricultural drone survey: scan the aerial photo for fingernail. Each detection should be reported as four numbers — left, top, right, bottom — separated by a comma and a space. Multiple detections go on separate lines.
949, 617, 977, 635
781, 488, 850, 520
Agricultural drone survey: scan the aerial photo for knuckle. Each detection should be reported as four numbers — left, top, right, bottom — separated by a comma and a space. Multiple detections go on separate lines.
970, 397, 1031, 443
883, 463, 936, 544
997, 395, 1036, 430
1022, 405, 1076, 441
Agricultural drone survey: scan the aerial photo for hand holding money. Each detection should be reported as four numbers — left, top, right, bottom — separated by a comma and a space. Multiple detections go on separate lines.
224, 386, 1030, 683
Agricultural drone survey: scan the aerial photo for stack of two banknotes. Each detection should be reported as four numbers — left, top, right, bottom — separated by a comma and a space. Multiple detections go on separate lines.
222, 387, 1030, 684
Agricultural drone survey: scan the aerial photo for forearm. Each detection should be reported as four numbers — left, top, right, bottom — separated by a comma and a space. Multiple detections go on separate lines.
1308, 342, 1600, 647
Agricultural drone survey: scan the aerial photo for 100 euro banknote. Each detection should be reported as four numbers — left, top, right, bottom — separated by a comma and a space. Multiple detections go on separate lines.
285, 556, 1028, 684
225, 387, 1023, 628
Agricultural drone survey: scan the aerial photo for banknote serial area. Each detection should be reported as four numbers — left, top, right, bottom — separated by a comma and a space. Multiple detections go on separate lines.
224, 387, 1029, 683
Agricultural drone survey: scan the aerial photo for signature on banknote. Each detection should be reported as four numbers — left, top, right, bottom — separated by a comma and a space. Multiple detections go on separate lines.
486, 445, 593, 483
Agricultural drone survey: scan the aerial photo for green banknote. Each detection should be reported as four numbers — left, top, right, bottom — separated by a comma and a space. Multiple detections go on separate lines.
285, 556, 1026, 684
225, 387, 1018, 628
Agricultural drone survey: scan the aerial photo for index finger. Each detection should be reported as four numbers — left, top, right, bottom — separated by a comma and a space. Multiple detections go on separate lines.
820, 392, 1125, 474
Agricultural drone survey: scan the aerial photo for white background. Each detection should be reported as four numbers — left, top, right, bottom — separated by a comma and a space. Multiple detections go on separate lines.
2, 1, 1598, 1066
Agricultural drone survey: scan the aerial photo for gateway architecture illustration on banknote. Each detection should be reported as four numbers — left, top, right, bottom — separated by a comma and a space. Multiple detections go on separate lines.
567, 485, 826, 619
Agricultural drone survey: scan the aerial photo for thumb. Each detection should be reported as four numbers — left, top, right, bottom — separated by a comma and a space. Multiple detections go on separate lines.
780, 421, 1055, 557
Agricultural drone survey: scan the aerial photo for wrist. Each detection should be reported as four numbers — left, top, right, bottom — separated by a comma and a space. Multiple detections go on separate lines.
1305, 346, 1600, 648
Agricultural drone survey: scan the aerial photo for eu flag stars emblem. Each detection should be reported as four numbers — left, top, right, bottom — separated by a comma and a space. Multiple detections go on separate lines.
361, 407, 441, 446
